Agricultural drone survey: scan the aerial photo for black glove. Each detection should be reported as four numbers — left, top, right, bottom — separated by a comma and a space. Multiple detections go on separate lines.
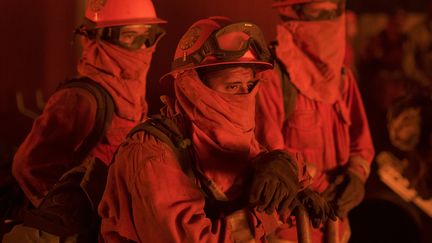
297, 189, 336, 228
322, 170, 365, 218
204, 197, 247, 221
248, 150, 300, 215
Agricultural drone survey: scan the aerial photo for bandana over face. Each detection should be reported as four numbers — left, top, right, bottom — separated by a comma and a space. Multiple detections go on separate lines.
174, 70, 262, 193
77, 37, 155, 121
276, 15, 346, 103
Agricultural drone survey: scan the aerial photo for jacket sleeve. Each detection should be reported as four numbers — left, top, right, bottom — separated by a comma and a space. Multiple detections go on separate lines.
344, 69, 375, 181
99, 132, 233, 243
12, 88, 97, 207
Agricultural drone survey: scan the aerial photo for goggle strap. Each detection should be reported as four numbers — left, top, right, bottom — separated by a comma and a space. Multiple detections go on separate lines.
172, 49, 206, 70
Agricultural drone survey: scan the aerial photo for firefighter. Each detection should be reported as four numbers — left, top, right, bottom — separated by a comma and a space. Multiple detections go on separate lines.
3, 0, 165, 242
386, 95, 432, 200
255, 0, 375, 242
98, 17, 334, 242
353, 95, 432, 243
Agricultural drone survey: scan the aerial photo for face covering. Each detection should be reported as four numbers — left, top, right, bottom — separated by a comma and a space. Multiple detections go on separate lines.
174, 70, 262, 193
276, 14, 346, 103
77, 36, 155, 121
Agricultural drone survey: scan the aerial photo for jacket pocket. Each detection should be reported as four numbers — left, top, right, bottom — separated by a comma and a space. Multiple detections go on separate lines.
284, 110, 323, 150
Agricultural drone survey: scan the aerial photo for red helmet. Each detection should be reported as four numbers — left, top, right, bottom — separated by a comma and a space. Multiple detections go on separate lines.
85, 0, 166, 28
161, 17, 273, 82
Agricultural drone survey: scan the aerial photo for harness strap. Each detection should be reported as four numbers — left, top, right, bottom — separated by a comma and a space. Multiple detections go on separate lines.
58, 78, 115, 162
269, 42, 298, 121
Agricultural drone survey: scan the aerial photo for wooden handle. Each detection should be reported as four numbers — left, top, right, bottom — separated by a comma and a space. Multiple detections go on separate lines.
295, 205, 312, 243
324, 218, 339, 243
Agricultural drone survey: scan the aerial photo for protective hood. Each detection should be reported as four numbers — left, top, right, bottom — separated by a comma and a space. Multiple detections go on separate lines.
77, 36, 154, 121
276, 15, 346, 103
174, 70, 262, 194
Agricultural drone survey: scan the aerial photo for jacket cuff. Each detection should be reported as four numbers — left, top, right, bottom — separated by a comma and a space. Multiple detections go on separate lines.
347, 156, 370, 182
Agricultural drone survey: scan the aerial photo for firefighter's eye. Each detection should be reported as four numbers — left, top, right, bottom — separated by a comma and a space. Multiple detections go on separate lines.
248, 80, 258, 88
226, 84, 240, 91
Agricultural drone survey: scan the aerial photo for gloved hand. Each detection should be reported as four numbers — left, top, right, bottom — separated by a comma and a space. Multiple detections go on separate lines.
248, 150, 300, 215
322, 170, 365, 218
297, 188, 336, 228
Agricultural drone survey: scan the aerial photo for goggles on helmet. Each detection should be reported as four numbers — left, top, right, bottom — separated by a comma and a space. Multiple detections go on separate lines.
280, 0, 345, 21
172, 22, 272, 70
78, 24, 165, 50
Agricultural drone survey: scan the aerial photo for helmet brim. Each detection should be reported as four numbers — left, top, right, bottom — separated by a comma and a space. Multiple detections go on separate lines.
272, 0, 313, 7
160, 60, 273, 84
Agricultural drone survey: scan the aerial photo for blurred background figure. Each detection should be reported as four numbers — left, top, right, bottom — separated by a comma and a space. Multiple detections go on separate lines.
385, 95, 432, 200
350, 94, 432, 243
350, 6, 432, 242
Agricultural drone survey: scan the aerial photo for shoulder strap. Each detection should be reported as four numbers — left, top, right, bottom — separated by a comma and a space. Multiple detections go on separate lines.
128, 115, 195, 180
128, 115, 231, 202
58, 77, 115, 162
269, 41, 298, 121
129, 114, 247, 221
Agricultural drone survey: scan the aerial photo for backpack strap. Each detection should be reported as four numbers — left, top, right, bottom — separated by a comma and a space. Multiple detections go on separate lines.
129, 115, 254, 240
269, 41, 298, 121
58, 77, 115, 162
128, 111, 232, 196
128, 115, 195, 180
127, 114, 222, 194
